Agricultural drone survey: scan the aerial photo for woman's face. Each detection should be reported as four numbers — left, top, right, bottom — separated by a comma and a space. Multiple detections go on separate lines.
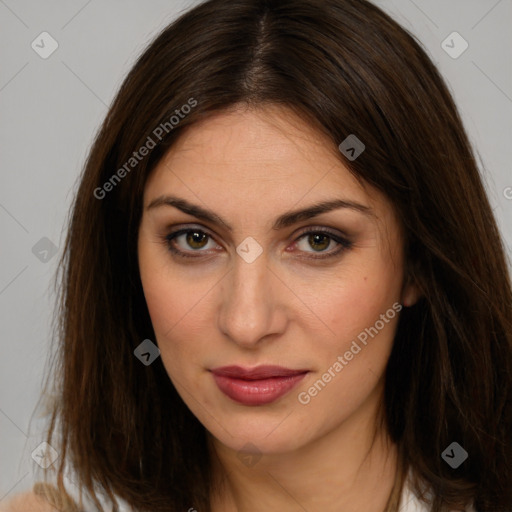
138, 105, 416, 455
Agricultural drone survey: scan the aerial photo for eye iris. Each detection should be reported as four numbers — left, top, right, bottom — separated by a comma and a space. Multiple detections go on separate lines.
186, 231, 208, 249
309, 233, 330, 251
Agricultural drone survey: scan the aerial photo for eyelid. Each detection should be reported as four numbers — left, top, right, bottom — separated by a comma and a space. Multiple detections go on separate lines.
293, 225, 350, 240
165, 223, 349, 240
166, 224, 220, 244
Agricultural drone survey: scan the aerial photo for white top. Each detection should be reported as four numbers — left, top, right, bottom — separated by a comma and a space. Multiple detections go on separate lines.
61, 469, 476, 511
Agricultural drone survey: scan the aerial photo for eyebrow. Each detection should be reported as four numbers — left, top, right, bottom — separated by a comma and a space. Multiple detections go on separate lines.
146, 194, 374, 231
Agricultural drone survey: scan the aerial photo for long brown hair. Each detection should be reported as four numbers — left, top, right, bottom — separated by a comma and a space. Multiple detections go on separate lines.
35, 0, 512, 510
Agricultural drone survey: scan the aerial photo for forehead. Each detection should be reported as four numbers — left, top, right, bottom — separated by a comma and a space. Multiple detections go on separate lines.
144, 105, 371, 206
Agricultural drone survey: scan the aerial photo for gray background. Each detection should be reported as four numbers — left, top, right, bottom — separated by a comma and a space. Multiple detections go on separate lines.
1, 0, 511, 502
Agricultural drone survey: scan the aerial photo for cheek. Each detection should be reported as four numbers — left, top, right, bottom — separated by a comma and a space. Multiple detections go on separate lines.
138, 240, 187, 349
139, 255, 172, 336
138, 243, 217, 379
303, 252, 403, 394
294, 274, 401, 419
139, 272, 199, 387
141, 272, 197, 346
319, 261, 402, 340
139, 230, 192, 332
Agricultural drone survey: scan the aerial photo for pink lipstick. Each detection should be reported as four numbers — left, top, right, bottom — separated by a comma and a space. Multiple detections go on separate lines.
210, 365, 308, 405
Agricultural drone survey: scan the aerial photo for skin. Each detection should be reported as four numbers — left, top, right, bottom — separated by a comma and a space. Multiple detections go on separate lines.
138, 104, 419, 512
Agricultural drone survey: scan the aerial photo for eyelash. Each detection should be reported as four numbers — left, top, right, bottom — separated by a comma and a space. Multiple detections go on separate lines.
162, 226, 353, 261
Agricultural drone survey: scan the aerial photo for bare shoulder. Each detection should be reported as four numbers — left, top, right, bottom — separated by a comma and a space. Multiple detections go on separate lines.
0, 491, 58, 512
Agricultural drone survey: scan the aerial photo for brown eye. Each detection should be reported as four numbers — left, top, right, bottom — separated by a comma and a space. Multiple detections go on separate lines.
307, 233, 331, 252
185, 230, 209, 249
293, 229, 352, 259
164, 228, 219, 258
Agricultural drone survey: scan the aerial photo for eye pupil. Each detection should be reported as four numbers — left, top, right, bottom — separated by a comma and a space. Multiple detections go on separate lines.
309, 233, 330, 251
187, 231, 208, 249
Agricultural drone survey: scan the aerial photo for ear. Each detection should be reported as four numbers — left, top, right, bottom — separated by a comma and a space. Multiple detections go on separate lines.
400, 277, 421, 307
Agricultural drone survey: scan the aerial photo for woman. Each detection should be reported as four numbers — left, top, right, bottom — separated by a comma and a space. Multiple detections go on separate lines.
3, 0, 511, 510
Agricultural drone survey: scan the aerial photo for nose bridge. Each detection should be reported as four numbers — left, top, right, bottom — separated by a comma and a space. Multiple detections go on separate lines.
232, 247, 269, 299
217, 246, 282, 346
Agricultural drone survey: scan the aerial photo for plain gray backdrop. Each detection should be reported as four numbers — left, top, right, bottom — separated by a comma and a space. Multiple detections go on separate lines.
1, 0, 511, 503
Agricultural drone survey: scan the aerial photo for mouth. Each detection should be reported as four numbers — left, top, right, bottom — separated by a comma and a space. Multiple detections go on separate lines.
210, 365, 309, 406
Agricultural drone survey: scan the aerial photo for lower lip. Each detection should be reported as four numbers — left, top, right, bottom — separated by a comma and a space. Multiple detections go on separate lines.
211, 372, 308, 405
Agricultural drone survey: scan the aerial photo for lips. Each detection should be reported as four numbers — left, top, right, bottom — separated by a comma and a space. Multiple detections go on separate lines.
211, 365, 308, 380
210, 365, 309, 405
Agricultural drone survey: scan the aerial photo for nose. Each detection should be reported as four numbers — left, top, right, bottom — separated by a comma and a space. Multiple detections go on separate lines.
217, 249, 287, 349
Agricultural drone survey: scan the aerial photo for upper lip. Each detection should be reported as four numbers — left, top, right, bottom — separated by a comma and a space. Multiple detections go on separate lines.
210, 365, 309, 380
